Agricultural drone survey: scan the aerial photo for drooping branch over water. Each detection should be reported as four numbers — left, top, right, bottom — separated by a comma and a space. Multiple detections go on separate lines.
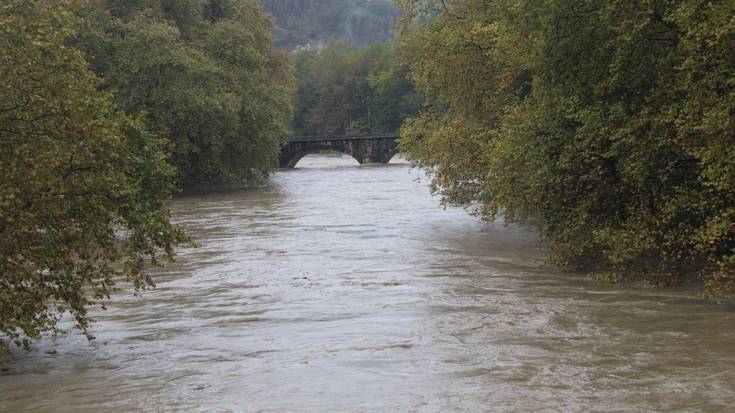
1, 0, 295, 364
396, 0, 735, 294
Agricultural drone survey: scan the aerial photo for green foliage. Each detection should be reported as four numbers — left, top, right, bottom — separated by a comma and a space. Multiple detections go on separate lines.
0, 0, 188, 364
397, 0, 735, 295
293, 41, 421, 137
262, 0, 399, 48
75, 0, 295, 186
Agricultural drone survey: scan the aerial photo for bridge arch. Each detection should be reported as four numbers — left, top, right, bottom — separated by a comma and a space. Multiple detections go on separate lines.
283, 148, 361, 168
386, 150, 406, 164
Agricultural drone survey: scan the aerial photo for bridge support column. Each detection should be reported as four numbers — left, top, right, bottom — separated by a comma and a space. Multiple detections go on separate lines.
355, 137, 398, 164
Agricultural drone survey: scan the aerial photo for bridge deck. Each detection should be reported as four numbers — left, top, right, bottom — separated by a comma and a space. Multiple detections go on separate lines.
288, 133, 399, 143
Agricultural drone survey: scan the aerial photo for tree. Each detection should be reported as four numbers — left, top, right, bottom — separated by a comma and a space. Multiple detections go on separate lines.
0, 0, 187, 365
75, 0, 295, 186
396, 0, 735, 294
292, 41, 420, 137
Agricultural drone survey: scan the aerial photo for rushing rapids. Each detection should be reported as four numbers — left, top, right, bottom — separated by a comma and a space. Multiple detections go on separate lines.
1, 155, 734, 412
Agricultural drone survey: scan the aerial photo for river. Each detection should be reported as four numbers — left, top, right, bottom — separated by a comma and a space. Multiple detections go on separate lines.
1, 155, 734, 412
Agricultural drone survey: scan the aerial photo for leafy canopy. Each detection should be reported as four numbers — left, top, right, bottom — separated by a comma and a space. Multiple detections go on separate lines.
76, 0, 295, 186
0, 0, 188, 363
292, 41, 421, 137
397, 0, 735, 293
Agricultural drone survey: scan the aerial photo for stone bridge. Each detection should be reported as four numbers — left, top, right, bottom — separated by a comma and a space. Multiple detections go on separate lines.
278, 134, 400, 168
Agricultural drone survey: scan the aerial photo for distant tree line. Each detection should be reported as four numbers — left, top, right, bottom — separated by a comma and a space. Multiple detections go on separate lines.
292, 41, 421, 137
397, 0, 735, 294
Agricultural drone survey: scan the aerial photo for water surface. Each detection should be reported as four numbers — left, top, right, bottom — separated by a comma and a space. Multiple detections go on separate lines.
1, 155, 734, 412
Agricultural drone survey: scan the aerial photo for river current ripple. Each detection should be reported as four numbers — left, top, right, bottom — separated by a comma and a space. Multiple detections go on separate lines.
1, 155, 734, 412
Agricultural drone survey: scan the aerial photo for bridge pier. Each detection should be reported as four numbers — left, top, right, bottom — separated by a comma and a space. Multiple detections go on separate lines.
279, 134, 399, 168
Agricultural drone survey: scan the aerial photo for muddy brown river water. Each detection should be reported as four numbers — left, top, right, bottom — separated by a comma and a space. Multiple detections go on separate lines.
1, 155, 734, 412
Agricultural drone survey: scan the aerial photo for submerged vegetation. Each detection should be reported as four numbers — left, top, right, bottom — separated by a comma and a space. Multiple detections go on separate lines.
396, 0, 735, 294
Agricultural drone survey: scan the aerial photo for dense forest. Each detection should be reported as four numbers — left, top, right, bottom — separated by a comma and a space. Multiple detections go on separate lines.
396, 0, 735, 294
77, 0, 295, 186
262, 0, 399, 48
292, 41, 420, 137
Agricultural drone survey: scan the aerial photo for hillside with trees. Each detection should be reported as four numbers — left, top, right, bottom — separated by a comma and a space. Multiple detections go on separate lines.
262, 0, 399, 49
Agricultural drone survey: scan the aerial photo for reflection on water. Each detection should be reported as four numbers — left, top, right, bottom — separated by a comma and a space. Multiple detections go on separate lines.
1, 155, 734, 412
